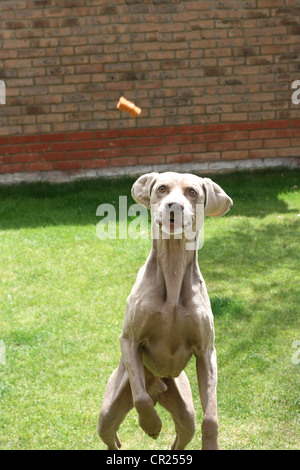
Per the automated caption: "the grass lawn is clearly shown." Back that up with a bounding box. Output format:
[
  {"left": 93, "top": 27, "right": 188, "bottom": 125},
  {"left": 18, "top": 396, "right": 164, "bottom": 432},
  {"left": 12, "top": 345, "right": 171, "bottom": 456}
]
[{"left": 0, "top": 169, "right": 299, "bottom": 450}]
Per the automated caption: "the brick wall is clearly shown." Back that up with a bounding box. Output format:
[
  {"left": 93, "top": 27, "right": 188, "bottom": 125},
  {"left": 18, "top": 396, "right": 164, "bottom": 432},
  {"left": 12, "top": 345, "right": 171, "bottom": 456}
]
[{"left": 0, "top": 0, "right": 300, "bottom": 179}]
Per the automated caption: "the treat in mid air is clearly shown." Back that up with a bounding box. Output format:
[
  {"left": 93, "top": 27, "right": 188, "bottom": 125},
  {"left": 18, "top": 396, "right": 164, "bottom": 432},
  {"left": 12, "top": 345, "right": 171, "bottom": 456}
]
[{"left": 117, "top": 96, "right": 142, "bottom": 118}]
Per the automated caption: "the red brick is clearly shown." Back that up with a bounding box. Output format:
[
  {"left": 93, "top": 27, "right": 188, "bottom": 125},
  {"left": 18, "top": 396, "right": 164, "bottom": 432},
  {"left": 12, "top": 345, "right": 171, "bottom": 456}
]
[
  {"left": 235, "top": 122, "right": 261, "bottom": 131},
  {"left": 194, "top": 152, "right": 221, "bottom": 161},
  {"left": 10, "top": 135, "right": 38, "bottom": 144},
  {"left": 209, "top": 141, "right": 235, "bottom": 152},
  {"left": 264, "top": 138, "right": 290, "bottom": 148},
  {"left": 96, "top": 149, "right": 123, "bottom": 159},
  {"left": 1, "top": 2, "right": 300, "bottom": 175},
  {"left": 180, "top": 143, "right": 206, "bottom": 153},
  {"left": 23, "top": 143, "right": 51, "bottom": 153},
  {"left": 166, "top": 154, "right": 193, "bottom": 164},
  {"left": 125, "top": 147, "right": 152, "bottom": 157},
  {"left": 278, "top": 147, "right": 300, "bottom": 158},
  {"left": 250, "top": 149, "right": 275, "bottom": 159},
  {"left": 277, "top": 128, "right": 300, "bottom": 138},
  {"left": 152, "top": 145, "right": 180, "bottom": 155},
  {"left": 0, "top": 164, "right": 25, "bottom": 174},
  {"left": 0, "top": 156, "right": 11, "bottom": 164},
  {"left": 67, "top": 131, "right": 94, "bottom": 141},
  {"left": 193, "top": 133, "right": 220, "bottom": 142},
  {"left": 222, "top": 131, "right": 249, "bottom": 141},
  {"left": 110, "top": 157, "right": 138, "bottom": 167},
  {"left": 206, "top": 123, "right": 234, "bottom": 133},
  {"left": 262, "top": 120, "right": 289, "bottom": 129},
  {"left": 123, "top": 128, "right": 150, "bottom": 137},
  {"left": 1, "top": 145, "right": 24, "bottom": 155},
  {"left": 39, "top": 133, "right": 66, "bottom": 142},
  {"left": 54, "top": 161, "right": 82, "bottom": 170},
  {"left": 40, "top": 152, "right": 68, "bottom": 162},
  {"left": 291, "top": 138, "right": 300, "bottom": 147},
  {"left": 249, "top": 130, "right": 276, "bottom": 139},
  {"left": 137, "top": 137, "right": 164, "bottom": 147},
  {"left": 68, "top": 151, "right": 96, "bottom": 160},
  {"left": 166, "top": 135, "right": 193, "bottom": 144},
  {"left": 222, "top": 150, "right": 249, "bottom": 160},
  {"left": 81, "top": 159, "right": 109, "bottom": 169},
  {"left": 52, "top": 142, "right": 79, "bottom": 151},
  {"left": 236, "top": 140, "right": 263, "bottom": 150},
  {"left": 95, "top": 130, "right": 122, "bottom": 139},
  {"left": 12, "top": 153, "right": 39, "bottom": 163},
  {"left": 151, "top": 127, "right": 178, "bottom": 136},
  {"left": 26, "top": 162, "right": 53, "bottom": 172},
  {"left": 179, "top": 125, "right": 206, "bottom": 134},
  {"left": 80, "top": 140, "right": 108, "bottom": 150},
  {"left": 138, "top": 155, "right": 165, "bottom": 165},
  {"left": 108, "top": 138, "right": 136, "bottom": 148}
]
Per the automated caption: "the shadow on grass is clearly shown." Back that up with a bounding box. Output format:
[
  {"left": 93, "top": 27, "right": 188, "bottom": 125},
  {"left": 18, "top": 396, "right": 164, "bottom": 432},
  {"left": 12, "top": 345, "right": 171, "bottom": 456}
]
[
  {"left": 210, "top": 295, "right": 247, "bottom": 319},
  {"left": 202, "top": 212, "right": 299, "bottom": 381},
  {"left": 214, "top": 169, "right": 299, "bottom": 219},
  {"left": 202, "top": 217, "right": 300, "bottom": 281},
  {"left": 0, "top": 176, "right": 135, "bottom": 230},
  {"left": 0, "top": 169, "right": 299, "bottom": 230}
]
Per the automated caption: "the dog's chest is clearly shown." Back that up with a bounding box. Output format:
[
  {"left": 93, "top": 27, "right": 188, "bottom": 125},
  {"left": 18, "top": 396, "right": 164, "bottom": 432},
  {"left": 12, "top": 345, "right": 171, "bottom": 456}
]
[
  {"left": 133, "top": 295, "right": 198, "bottom": 338},
  {"left": 138, "top": 302, "right": 195, "bottom": 348},
  {"left": 137, "top": 307, "right": 194, "bottom": 377}
]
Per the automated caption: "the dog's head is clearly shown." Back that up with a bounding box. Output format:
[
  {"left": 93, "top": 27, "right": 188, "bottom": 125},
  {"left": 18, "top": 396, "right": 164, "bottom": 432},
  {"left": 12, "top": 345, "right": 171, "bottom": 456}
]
[{"left": 131, "top": 172, "right": 233, "bottom": 236}]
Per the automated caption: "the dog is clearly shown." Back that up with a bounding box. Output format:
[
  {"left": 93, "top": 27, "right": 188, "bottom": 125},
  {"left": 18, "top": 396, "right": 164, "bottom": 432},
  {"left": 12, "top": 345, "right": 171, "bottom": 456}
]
[{"left": 98, "top": 172, "right": 233, "bottom": 450}]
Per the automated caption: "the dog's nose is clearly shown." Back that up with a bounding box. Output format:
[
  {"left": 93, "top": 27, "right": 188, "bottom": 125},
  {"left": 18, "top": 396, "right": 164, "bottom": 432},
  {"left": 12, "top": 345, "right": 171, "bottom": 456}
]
[{"left": 167, "top": 202, "right": 183, "bottom": 211}]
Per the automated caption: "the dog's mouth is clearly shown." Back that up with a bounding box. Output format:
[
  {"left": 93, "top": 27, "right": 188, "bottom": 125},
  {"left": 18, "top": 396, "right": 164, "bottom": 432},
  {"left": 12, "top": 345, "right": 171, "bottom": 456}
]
[
  {"left": 169, "top": 211, "right": 175, "bottom": 226},
  {"left": 156, "top": 211, "right": 180, "bottom": 227},
  {"left": 155, "top": 210, "right": 193, "bottom": 235}
]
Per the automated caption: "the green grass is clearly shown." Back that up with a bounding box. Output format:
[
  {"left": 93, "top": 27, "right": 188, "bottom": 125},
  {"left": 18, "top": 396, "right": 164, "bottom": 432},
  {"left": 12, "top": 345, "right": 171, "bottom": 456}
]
[{"left": 0, "top": 169, "right": 299, "bottom": 450}]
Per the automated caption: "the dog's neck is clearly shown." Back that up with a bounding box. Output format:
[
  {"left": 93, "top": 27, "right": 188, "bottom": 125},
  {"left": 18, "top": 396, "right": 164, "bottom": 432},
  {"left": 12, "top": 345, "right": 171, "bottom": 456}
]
[{"left": 151, "top": 233, "right": 199, "bottom": 306}]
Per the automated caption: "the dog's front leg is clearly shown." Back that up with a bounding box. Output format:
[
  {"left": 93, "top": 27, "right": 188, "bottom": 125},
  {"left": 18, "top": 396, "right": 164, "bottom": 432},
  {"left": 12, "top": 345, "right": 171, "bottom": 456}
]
[
  {"left": 119, "top": 334, "right": 162, "bottom": 439},
  {"left": 196, "top": 348, "right": 220, "bottom": 450}
]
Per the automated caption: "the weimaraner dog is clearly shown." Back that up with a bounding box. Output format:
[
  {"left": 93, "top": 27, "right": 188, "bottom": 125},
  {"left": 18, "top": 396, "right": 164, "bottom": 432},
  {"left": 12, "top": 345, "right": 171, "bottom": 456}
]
[{"left": 98, "top": 172, "right": 233, "bottom": 450}]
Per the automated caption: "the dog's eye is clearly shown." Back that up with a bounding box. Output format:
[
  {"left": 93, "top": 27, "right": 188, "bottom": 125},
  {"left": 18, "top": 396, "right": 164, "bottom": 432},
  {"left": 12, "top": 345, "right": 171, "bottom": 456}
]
[
  {"left": 189, "top": 188, "right": 198, "bottom": 197},
  {"left": 158, "top": 185, "right": 167, "bottom": 193}
]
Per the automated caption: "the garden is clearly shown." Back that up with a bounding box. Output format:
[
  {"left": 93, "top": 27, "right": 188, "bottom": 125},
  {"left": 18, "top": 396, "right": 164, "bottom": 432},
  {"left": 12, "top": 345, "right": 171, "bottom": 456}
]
[{"left": 0, "top": 169, "right": 299, "bottom": 450}]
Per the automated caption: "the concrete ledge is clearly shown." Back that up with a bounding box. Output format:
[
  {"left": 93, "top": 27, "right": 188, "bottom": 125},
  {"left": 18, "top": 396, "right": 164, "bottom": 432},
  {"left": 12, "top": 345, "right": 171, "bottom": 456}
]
[{"left": 0, "top": 157, "right": 299, "bottom": 185}]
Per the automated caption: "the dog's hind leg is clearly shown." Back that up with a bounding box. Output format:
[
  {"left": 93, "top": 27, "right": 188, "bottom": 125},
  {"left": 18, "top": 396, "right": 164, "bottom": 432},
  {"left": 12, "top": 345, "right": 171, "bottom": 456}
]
[
  {"left": 157, "top": 372, "right": 196, "bottom": 450},
  {"left": 97, "top": 359, "right": 133, "bottom": 450}
]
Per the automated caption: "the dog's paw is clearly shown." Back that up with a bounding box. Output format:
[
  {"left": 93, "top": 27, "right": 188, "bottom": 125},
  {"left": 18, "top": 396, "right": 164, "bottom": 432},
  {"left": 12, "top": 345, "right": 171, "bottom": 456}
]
[{"left": 138, "top": 407, "right": 162, "bottom": 439}]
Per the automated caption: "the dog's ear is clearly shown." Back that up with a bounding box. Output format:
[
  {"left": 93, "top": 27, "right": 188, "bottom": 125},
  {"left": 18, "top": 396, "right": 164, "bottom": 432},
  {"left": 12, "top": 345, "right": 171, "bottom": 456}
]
[
  {"left": 203, "top": 177, "right": 233, "bottom": 217},
  {"left": 131, "top": 172, "right": 159, "bottom": 209}
]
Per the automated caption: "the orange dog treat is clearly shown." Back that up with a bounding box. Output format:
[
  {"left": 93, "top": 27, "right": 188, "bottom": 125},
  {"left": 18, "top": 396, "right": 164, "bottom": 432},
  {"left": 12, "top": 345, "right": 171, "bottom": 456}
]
[{"left": 117, "top": 96, "right": 141, "bottom": 118}]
